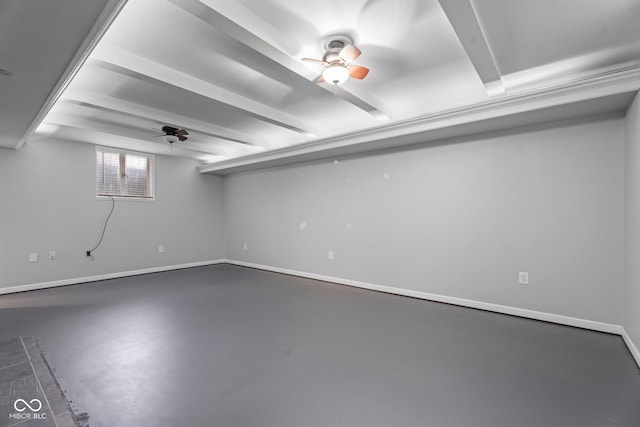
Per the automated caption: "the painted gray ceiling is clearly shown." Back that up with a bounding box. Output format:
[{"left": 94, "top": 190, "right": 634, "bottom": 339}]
[
  {"left": 2, "top": 0, "right": 640, "bottom": 174},
  {"left": 0, "top": 0, "right": 123, "bottom": 149}
]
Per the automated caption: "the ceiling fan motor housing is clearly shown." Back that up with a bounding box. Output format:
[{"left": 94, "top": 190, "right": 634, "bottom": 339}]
[
  {"left": 162, "top": 125, "right": 179, "bottom": 136},
  {"left": 322, "top": 35, "right": 352, "bottom": 52},
  {"left": 322, "top": 35, "right": 352, "bottom": 63}
]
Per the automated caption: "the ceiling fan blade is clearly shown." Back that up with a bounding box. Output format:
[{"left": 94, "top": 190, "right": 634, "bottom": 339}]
[
  {"left": 178, "top": 135, "right": 188, "bottom": 142},
  {"left": 315, "top": 75, "right": 325, "bottom": 84},
  {"left": 302, "top": 58, "right": 327, "bottom": 65},
  {"left": 176, "top": 129, "right": 189, "bottom": 137},
  {"left": 339, "top": 44, "right": 361, "bottom": 63},
  {"left": 348, "top": 65, "right": 369, "bottom": 79}
]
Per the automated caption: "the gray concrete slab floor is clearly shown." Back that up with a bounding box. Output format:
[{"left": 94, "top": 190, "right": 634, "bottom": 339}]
[{"left": 0, "top": 264, "right": 639, "bottom": 426}]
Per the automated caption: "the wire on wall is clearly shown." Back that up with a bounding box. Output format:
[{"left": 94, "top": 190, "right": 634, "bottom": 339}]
[{"left": 86, "top": 197, "right": 115, "bottom": 260}]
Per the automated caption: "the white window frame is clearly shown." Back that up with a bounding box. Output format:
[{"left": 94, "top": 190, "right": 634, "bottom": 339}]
[{"left": 95, "top": 146, "right": 155, "bottom": 201}]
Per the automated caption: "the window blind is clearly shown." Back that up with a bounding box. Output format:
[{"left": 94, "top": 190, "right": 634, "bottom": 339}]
[{"left": 96, "top": 148, "right": 154, "bottom": 199}]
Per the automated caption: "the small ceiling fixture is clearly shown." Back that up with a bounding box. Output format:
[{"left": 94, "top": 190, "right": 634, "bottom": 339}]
[
  {"left": 163, "top": 134, "right": 179, "bottom": 144},
  {"left": 323, "top": 64, "right": 350, "bottom": 86},
  {"left": 302, "top": 36, "right": 369, "bottom": 86}
]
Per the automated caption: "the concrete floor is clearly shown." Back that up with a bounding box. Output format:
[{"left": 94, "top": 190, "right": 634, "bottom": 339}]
[{"left": 0, "top": 264, "right": 639, "bottom": 427}]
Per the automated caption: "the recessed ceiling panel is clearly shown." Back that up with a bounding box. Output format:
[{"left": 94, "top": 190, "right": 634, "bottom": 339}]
[
  {"left": 473, "top": 0, "right": 640, "bottom": 75},
  {"left": 0, "top": 0, "right": 118, "bottom": 148}
]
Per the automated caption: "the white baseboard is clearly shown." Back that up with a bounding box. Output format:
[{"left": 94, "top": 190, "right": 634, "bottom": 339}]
[
  {"left": 621, "top": 328, "right": 640, "bottom": 369},
  {"left": 226, "top": 259, "right": 623, "bottom": 335},
  {"left": 0, "top": 259, "right": 226, "bottom": 295}
]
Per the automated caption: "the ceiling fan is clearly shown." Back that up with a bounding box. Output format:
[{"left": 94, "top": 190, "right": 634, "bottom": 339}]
[
  {"left": 154, "top": 125, "right": 189, "bottom": 144},
  {"left": 302, "top": 37, "right": 369, "bottom": 86}
]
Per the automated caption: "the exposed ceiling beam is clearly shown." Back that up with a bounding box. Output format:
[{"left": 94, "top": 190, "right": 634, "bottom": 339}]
[
  {"left": 37, "top": 123, "right": 224, "bottom": 161},
  {"left": 90, "top": 45, "right": 315, "bottom": 136},
  {"left": 168, "top": 0, "right": 387, "bottom": 119},
  {"left": 60, "top": 96, "right": 258, "bottom": 147},
  {"left": 438, "top": 0, "right": 504, "bottom": 96},
  {"left": 199, "top": 65, "right": 640, "bottom": 174},
  {"left": 43, "top": 102, "right": 264, "bottom": 158},
  {"left": 44, "top": 119, "right": 223, "bottom": 154}
]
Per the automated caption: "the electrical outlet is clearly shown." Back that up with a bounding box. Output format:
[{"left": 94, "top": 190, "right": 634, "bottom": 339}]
[
  {"left": 519, "top": 272, "right": 529, "bottom": 285},
  {"left": 49, "top": 251, "right": 56, "bottom": 260},
  {"left": 158, "top": 245, "right": 165, "bottom": 253},
  {"left": 328, "top": 251, "right": 334, "bottom": 260},
  {"left": 243, "top": 243, "right": 248, "bottom": 251},
  {"left": 29, "top": 252, "right": 38, "bottom": 263}
]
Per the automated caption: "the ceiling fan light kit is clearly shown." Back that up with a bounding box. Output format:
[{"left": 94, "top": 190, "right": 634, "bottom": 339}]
[
  {"left": 163, "top": 134, "right": 179, "bottom": 144},
  {"left": 323, "top": 64, "right": 350, "bottom": 85}
]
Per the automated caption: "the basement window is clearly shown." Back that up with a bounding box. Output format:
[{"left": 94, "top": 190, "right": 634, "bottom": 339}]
[{"left": 96, "top": 147, "right": 154, "bottom": 199}]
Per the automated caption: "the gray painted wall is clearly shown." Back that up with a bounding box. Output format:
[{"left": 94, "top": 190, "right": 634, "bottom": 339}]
[
  {"left": 625, "top": 93, "right": 640, "bottom": 351},
  {"left": 225, "top": 117, "right": 625, "bottom": 325},
  {"left": 0, "top": 115, "right": 630, "bottom": 333},
  {"left": 0, "top": 138, "right": 225, "bottom": 289}
]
